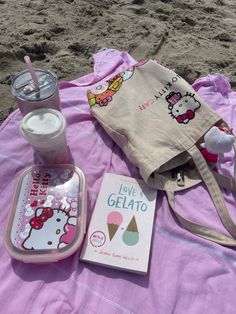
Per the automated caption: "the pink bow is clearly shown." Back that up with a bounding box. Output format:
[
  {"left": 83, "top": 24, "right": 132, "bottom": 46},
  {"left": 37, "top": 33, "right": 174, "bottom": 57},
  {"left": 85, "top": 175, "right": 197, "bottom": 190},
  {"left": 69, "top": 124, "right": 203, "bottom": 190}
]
[
  {"left": 30, "top": 207, "right": 53, "bottom": 230},
  {"left": 176, "top": 110, "right": 195, "bottom": 123}
]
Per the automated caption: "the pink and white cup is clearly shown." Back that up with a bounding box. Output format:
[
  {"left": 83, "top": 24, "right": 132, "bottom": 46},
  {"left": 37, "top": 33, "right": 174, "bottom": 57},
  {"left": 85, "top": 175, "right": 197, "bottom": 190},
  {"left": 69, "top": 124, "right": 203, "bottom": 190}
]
[{"left": 20, "top": 108, "right": 70, "bottom": 164}]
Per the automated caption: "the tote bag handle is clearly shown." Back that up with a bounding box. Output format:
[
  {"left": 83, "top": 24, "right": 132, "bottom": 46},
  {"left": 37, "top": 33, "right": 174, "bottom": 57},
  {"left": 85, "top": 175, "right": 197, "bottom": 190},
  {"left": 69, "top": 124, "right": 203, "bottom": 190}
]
[
  {"left": 213, "top": 143, "right": 236, "bottom": 191},
  {"left": 166, "top": 143, "right": 236, "bottom": 246},
  {"left": 166, "top": 190, "right": 236, "bottom": 246}
]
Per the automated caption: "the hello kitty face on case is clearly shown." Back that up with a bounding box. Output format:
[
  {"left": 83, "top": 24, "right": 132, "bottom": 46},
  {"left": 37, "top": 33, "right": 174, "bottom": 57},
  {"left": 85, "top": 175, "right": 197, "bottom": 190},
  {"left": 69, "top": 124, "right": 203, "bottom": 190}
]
[
  {"left": 166, "top": 92, "right": 201, "bottom": 124},
  {"left": 22, "top": 207, "right": 73, "bottom": 250}
]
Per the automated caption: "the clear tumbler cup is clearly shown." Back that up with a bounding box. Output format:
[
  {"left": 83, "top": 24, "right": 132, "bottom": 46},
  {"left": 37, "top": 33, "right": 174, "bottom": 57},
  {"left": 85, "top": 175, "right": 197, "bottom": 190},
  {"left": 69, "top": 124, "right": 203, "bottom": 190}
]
[{"left": 11, "top": 68, "right": 61, "bottom": 116}]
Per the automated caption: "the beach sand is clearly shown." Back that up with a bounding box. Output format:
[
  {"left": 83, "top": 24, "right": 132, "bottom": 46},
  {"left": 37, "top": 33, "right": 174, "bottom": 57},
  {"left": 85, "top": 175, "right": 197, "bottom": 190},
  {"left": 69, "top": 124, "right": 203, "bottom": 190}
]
[{"left": 1, "top": 0, "right": 236, "bottom": 122}]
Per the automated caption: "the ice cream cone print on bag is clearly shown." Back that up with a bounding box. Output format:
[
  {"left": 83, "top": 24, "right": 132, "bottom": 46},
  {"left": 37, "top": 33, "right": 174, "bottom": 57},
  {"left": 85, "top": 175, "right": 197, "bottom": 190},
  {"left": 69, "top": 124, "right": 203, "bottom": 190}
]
[
  {"left": 107, "top": 211, "right": 123, "bottom": 241},
  {"left": 122, "top": 216, "right": 139, "bottom": 246}
]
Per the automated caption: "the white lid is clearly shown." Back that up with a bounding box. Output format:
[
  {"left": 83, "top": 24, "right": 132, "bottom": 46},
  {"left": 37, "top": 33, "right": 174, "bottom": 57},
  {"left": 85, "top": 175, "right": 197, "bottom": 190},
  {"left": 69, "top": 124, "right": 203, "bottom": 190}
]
[{"left": 20, "top": 108, "right": 66, "bottom": 150}]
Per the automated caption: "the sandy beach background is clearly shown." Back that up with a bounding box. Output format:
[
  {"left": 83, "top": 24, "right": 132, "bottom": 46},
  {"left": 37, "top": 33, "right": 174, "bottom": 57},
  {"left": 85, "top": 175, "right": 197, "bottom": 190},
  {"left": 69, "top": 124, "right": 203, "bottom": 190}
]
[{"left": 0, "top": 0, "right": 236, "bottom": 122}]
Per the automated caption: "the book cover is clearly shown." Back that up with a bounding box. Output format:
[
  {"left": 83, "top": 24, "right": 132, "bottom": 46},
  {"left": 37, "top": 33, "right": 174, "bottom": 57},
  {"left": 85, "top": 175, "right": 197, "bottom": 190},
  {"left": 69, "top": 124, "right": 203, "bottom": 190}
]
[{"left": 80, "top": 173, "right": 157, "bottom": 274}]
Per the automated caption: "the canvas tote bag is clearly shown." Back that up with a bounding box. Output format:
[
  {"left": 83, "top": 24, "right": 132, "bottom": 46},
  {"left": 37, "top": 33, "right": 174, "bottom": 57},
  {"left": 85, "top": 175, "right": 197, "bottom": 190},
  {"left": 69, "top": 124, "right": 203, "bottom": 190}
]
[{"left": 87, "top": 60, "right": 236, "bottom": 246}]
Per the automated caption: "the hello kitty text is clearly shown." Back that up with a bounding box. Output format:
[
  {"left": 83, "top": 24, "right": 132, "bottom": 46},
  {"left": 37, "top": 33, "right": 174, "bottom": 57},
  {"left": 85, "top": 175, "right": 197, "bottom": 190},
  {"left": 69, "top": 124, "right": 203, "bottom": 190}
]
[
  {"left": 138, "top": 74, "right": 181, "bottom": 111},
  {"left": 30, "top": 172, "right": 51, "bottom": 196},
  {"left": 154, "top": 74, "right": 181, "bottom": 100},
  {"left": 137, "top": 76, "right": 201, "bottom": 123}
]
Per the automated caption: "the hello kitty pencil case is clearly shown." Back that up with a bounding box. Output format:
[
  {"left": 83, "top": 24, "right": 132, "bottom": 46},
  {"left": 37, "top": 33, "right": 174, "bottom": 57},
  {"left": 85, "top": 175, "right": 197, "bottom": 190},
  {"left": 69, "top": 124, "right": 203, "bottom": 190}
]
[{"left": 4, "top": 164, "right": 87, "bottom": 263}]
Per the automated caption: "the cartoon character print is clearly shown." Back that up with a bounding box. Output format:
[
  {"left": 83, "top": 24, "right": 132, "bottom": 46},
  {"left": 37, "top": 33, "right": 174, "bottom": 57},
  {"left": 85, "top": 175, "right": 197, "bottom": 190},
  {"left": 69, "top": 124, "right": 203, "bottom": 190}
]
[
  {"left": 166, "top": 91, "right": 201, "bottom": 124},
  {"left": 22, "top": 207, "right": 77, "bottom": 250},
  {"left": 87, "top": 60, "right": 148, "bottom": 107}
]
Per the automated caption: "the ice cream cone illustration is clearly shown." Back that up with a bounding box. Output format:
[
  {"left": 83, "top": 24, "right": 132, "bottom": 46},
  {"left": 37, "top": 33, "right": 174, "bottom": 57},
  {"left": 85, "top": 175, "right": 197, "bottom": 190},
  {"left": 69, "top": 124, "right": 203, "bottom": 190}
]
[
  {"left": 107, "top": 211, "right": 123, "bottom": 241},
  {"left": 122, "top": 216, "right": 139, "bottom": 246},
  {"left": 127, "top": 216, "right": 138, "bottom": 232}
]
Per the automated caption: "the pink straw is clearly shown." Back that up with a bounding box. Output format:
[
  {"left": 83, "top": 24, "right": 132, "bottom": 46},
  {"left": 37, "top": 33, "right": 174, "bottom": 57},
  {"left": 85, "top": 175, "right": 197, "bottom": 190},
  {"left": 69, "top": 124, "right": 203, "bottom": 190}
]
[{"left": 24, "top": 56, "right": 39, "bottom": 90}]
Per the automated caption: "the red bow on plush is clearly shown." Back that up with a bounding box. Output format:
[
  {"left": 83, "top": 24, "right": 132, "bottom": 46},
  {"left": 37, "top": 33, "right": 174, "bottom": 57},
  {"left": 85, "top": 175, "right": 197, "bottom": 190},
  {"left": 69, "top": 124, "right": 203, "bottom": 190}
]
[
  {"left": 177, "top": 110, "right": 195, "bottom": 123},
  {"left": 30, "top": 207, "right": 53, "bottom": 230}
]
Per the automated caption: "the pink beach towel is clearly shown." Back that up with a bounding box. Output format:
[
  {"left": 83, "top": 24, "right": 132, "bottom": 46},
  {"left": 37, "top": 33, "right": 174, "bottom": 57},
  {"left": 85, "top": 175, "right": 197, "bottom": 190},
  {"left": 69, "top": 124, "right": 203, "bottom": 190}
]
[{"left": 0, "top": 49, "right": 236, "bottom": 314}]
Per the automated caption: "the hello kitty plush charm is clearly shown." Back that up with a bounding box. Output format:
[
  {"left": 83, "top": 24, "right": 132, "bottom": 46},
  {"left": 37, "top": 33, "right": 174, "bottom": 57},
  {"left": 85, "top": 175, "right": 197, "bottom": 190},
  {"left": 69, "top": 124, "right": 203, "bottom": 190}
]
[
  {"left": 200, "top": 126, "right": 235, "bottom": 164},
  {"left": 4, "top": 165, "right": 87, "bottom": 263},
  {"left": 201, "top": 126, "right": 235, "bottom": 154}
]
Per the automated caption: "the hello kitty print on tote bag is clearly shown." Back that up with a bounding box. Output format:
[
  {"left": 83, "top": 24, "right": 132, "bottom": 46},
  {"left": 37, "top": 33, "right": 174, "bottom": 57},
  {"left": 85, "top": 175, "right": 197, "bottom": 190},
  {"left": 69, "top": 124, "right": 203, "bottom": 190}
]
[
  {"left": 166, "top": 91, "right": 201, "bottom": 124},
  {"left": 89, "top": 59, "right": 236, "bottom": 247}
]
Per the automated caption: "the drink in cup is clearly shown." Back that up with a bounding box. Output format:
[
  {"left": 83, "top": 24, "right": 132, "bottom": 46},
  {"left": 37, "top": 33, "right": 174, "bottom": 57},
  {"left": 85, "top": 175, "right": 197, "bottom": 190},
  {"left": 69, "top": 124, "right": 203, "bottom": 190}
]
[
  {"left": 20, "top": 108, "right": 70, "bottom": 164},
  {"left": 11, "top": 56, "right": 61, "bottom": 116}
]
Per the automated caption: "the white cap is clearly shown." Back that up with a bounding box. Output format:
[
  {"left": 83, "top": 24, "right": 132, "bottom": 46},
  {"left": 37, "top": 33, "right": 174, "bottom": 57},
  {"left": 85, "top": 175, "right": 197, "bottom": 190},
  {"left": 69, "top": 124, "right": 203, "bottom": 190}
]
[{"left": 20, "top": 108, "right": 67, "bottom": 152}]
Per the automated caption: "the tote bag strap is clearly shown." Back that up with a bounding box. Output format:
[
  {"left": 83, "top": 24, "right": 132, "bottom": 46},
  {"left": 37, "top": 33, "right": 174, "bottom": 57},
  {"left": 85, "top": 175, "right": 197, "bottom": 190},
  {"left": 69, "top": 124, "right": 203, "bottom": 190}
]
[
  {"left": 213, "top": 142, "right": 236, "bottom": 191},
  {"left": 166, "top": 190, "right": 236, "bottom": 246},
  {"left": 187, "top": 144, "right": 236, "bottom": 239},
  {"left": 165, "top": 143, "right": 236, "bottom": 246},
  {"left": 214, "top": 172, "right": 236, "bottom": 191}
]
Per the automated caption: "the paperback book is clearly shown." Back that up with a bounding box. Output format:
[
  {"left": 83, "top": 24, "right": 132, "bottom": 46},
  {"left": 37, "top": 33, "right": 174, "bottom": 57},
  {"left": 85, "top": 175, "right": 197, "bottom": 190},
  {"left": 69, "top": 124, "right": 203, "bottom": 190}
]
[{"left": 80, "top": 173, "right": 157, "bottom": 274}]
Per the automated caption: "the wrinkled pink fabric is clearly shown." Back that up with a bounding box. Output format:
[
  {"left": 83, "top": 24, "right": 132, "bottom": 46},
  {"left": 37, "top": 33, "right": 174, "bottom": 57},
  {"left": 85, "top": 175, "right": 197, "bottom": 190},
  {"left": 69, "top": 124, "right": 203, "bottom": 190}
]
[{"left": 0, "top": 49, "right": 236, "bottom": 314}]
